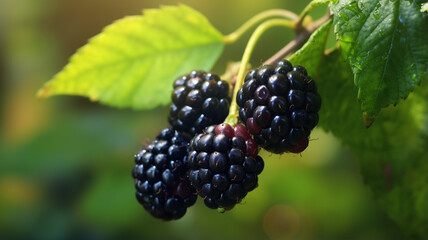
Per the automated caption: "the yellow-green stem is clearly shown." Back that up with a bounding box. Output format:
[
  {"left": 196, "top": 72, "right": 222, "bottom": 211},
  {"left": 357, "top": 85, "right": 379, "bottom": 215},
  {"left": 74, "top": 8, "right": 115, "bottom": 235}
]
[
  {"left": 225, "top": 18, "right": 295, "bottom": 126},
  {"left": 296, "top": 0, "right": 327, "bottom": 28},
  {"left": 223, "top": 9, "right": 298, "bottom": 44}
]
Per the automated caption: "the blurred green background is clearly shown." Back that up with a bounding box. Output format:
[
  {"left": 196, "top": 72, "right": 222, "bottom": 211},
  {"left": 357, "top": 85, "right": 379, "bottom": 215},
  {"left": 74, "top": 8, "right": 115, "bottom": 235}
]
[{"left": 0, "top": 0, "right": 406, "bottom": 239}]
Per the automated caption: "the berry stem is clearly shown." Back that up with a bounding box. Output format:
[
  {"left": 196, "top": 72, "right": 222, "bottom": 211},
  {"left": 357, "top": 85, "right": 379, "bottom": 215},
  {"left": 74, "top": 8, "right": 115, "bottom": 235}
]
[
  {"left": 223, "top": 9, "right": 298, "bottom": 44},
  {"left": 225, "top": 18, "right": 295, "bottom": 126}
]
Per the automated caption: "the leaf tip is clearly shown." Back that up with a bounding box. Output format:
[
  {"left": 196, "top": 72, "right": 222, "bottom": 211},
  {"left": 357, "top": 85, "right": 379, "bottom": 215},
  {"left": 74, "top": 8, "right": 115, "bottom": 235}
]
[
  {"left": 363, "top": 112, "right": 375, "bottom": 128},
  {"left": 36, "top": 84, "right": 51, "bottom": 99}
]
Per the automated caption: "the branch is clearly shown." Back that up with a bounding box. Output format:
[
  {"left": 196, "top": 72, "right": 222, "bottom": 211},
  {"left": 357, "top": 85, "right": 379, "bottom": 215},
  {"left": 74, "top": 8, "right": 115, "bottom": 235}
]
[{"left": 264, "top": 12, "right": 331, "bottom": 65}]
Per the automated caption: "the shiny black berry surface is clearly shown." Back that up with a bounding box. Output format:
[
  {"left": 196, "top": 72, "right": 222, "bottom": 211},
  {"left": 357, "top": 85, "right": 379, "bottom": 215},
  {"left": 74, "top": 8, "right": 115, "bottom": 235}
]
[
  {"left": 187, "top": 123, "right": 264, "bottom": 210},
  {"left": 237, "top": 60, "right": 321, "bottom": 154},
  {"left": 133, "top": 128, "right": 197, "bottom": 220},
  {"left": 169, "top": 71, "right": 231, "bottom": 137}
]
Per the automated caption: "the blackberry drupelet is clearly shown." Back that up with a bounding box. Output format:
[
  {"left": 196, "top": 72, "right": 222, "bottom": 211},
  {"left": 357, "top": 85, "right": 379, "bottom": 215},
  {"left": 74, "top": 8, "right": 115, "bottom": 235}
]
[
  {"left": 187, "top": 123, "right": 264, "bottom": 210},
  {"left": 236, "top": 60, "right": 321, "bottom": 154},
  {"left": 169, "top": 71, "right": 231, "bottom": 137},
  {"left": 133, "top": 128, "right": 197, "bottom": 220}
]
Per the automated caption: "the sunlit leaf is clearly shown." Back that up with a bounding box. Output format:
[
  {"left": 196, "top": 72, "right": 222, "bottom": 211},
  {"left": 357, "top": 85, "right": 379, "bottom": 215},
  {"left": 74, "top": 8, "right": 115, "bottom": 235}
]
[{"left": 37, "top": 5, "right": 224, "bottom": 110}]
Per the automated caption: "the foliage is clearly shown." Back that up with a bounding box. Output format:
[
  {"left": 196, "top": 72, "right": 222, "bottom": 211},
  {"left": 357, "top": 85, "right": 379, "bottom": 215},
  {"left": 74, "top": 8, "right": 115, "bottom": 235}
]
[
  {"left": 318, "top": 49, "right": 428, "bottom": 238},
  {"left": 32, "top": 0, "right": 428, "bottom": 238}
]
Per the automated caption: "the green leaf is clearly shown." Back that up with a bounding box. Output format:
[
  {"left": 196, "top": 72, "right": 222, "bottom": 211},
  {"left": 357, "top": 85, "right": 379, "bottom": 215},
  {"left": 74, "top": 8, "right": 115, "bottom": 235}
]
[
  {"left": 316, "top": 50, "right": 362, "bottom": 145},
  {"left": 289, "top": 19, "right": 333, "bottom": 74},
  {"left": 318, "top": 49, "right": 428, "bottom": 238},
  {"left": 37, "top": 5, "right": 224, "bottom": 109},
  {"left": 330, "top": 0, "right": 428, "bottom": 118}
]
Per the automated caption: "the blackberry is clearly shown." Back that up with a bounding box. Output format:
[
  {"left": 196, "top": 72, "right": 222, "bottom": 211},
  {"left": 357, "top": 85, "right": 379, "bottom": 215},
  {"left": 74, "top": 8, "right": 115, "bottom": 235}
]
[
  {"left": 133, "top": 128, "right": 197, "bottom": 220},
  {"left": 169, "top": 71, "right": 231, "bottom": 137},
  {"left": 237, "top": 60, "right": 321, "bottom": 154},
  {"left": 187, "top": 123, "right": 264, "bottom": 210}
]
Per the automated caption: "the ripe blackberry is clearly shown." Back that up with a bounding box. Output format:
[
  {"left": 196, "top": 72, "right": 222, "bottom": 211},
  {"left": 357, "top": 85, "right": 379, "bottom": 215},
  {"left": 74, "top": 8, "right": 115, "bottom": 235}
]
[
  {"left": 187, "top": 123, "right": 264, "bottom": 210},
  {"left": 237, "top": 60, "right": 321, "bottom": 154},
  {"left": 169, "top": 71, "right": 231, "bottom": 137},
  {"left": 133, "top": 128, "right": 197, "bottom": 220}
]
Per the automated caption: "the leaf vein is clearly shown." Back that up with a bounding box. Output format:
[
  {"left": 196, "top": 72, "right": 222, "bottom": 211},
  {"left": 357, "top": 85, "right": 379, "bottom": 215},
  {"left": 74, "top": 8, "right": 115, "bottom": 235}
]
[
  {"left": 375, "top": 0, "right": 400, "bottom": 108},
  {"left": 58, "top": 41, "right": 222, "bottom": 84}
]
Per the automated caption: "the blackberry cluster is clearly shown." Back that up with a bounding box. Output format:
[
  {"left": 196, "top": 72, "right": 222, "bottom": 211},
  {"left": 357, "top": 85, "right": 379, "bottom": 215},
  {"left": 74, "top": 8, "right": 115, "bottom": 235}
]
[
  {"left": 169, "top": 71, "right": 231, "bottom": 137},
  {"left": 187, "top": 123, "right": 264, "bottom": 210},
  {"left": 133, "top": 128, "right": 197, "bottom": 220},
  {"left": 236, "top": 60, "right": 321, "bottom": 154}
]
